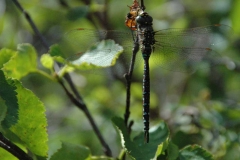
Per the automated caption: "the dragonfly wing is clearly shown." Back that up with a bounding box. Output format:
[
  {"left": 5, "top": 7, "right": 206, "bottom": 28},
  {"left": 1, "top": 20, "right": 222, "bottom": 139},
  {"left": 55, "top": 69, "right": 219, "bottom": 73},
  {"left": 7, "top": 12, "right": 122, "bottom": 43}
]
[
  {"left": 58, "top": 28, "right": 139, "bottom": 76},
  {"left": 151, "top": 44, "right": 221, "bottom": 72},
  {"left": 154, "top": 24, "right": 231, "bottom": 48},
  {"left": 61, "top": 29, "right": 134, "bottom": 54},
  {"left": 59, "top": 29, "right": 135, "bottom": 64}
]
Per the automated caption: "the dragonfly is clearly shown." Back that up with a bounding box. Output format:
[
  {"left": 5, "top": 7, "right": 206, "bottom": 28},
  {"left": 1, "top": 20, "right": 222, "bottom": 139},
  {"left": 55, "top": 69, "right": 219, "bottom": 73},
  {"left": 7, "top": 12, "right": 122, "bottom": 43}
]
[{"left": 60, "top": 8, "right": 230, "bottom": 143}]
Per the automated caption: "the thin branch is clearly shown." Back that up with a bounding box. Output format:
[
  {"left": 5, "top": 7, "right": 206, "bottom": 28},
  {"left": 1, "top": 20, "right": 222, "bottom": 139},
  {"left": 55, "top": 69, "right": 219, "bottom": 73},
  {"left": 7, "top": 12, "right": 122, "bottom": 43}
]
[
  {"left": 11, "top": 0, "right": 112, "bottom": 156},
  {"left": 12, "top": 0, "right": 50, "bottom": 51},
  {"left": 140, "top": 0, "right": 146, "bottom": 11},
  {"left": 56, "top": 76, "right": 112, "bottom": 156},
  {"left": 123, "top": 0, "right": 141, "bottom": 136},
  {"left": 0, "top": 132, "right": 33, "bottom": 160},
  {"left": 124, "top": 35, "right": 139, "bottom": 129}
]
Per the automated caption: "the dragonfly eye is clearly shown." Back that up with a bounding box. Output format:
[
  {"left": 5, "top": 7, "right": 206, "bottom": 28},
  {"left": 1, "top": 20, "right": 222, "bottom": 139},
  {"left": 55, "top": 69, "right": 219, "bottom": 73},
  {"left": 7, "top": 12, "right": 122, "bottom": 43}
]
[
  {"left": 147, "top": 16, "right": 153, "bottom": 23},
  {"left": 136, "top": 15, "right": 143, "bottom": 24},
  {"left": 136, "top": 12, "right": 153, "bottom": 26}
]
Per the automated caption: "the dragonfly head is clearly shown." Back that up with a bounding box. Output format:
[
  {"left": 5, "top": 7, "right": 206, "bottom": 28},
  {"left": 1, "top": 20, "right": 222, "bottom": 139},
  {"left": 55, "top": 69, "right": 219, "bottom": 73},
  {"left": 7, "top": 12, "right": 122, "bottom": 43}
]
[{"left": 136, "top": 12, "right": 153, "bottom": 27}]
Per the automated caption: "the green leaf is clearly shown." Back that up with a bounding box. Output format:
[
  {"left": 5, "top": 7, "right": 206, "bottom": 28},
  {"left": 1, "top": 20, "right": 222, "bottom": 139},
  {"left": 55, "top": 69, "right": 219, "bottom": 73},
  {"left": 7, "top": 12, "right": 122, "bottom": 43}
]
[
  {"left": 2, "top": 43, "right": 37, "bottom": 79},
  {"left": 48, "top": 44, "right": 67, "bottom": 68},
  {"left": 74, "top": 40, "right": 123, "bottom": 68},
  {"left": 0, "top": 70, "right": 47, "bottom": 156},
  {"left": 50, "top": 143, "right": 91, "bottom": 160},
  {"left": 49, "top": 44, "right": 64, "bottom": 58},
  {"left": 155, "top": 140, "right": 168, "bottom": 159},
  {"left": 0, "top": 148, "right": 18, "bottom": 160},
  {"left": 112, "top": 117, "right": 169, "bottom": 160},
  {"left": 167, "top": 141, "right": 179, "bottom": 160},
  {"left": 91, "top": 156, "right": 113, "bottom": 160},
  {"left": 9, "top": 80, "right": 48, "bottom": 156},
  {"left": 47, "top": 44, "right": 72, "bottom": 76},
  {"left": 55, "top": 39, "right": 123, "bottom": 77},
  {"left": 0, "top": 98, "right": 7, "bottom": 132},
  {"left": 178, "top": 145, "right": 213, "bottom": 160},
  {"left": 62, "top": 40, "right": 123, "bottom": 69},
  {"left": 231, "top": 0, "right": 240, "bottom": 34},
  {"left": 40, "top": 54, "right": 54, "bottom": 70},
  {"left": 0, "top": 48, "right": 16, "bottom": 69},
  {"left": 0, "top": 70, "right": 18, "bottom": 128}
]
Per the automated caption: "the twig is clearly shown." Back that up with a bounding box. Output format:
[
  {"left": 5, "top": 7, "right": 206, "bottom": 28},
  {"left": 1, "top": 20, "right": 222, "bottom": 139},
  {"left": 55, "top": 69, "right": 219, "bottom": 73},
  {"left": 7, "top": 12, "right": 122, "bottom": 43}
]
[
  {"left": 11, "top": 0, "right": 50, "bottom": 51},
  {"left": 0, "top": 132, "right": 33, "bottom": 160},
  {"left": 124, "top": 35, "right": 139, "bottom": 129},
  {"left": 11, "top": 0, "right": 112, "bottom": 156},
  {"left": 140, "top": 0, "right": 145, "bottom": 11},
  {"left": 56, "top": 76, "right": 112, "bottom": 156}
]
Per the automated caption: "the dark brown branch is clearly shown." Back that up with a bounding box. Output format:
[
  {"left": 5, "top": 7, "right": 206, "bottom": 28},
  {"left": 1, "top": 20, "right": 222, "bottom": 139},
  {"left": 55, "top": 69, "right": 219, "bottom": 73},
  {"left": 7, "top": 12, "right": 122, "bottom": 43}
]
[
  {"left": 140, "top": 0, "right": 146, "bottom": 11},
  {"left": 12, "top": 0, "right": 50, "bottom": 50},
  {"left": 0, "top": 132, "right": 33, "bottom": 160},
  {"left": 124, "top": 35, "right": 139, "bottom": 129},
  {"left": 56, "top": 76, "right": 112, "bottom": 156}
]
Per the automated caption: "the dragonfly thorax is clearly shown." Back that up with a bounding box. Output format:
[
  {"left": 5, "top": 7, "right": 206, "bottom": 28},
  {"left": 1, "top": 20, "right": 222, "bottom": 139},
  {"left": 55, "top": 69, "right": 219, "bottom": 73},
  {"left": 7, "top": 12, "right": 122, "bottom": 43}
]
[
  {"left": 136, "top": 12, "right": 155, "bottom": 60},
  {"left": 141, "top": 28, "right": 155, "bottom": 46}
]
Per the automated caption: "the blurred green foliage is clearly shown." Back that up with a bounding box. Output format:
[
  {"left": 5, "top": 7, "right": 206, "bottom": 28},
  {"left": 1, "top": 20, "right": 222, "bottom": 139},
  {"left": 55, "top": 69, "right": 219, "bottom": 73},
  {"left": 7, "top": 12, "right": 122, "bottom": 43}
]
[{"left": 0, "top": 0, "right": 240, "bottom": 159}]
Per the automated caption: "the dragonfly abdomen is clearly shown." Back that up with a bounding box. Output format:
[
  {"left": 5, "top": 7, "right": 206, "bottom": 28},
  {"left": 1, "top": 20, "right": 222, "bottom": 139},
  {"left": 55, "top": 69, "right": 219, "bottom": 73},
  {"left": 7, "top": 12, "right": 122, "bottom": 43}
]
[
  {"left": 143, "top": 59, "right": 150, "bottom": 143},
  {"left": 136, "top": 11, "right": 155, "bottom": 143}
]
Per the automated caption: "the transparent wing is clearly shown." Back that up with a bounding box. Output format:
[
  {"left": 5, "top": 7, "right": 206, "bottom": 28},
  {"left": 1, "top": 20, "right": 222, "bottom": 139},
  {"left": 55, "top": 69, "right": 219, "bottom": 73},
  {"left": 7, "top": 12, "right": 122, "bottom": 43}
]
[
  {"left": 151, "top": 45, "right": 220, "bottom": 72},
  {"left": 60, "top": 28, "right": 134, "bottom": 55},
  {"left": 59, "top": 24, "right": 230, "bottom": 73},
  {"left": 151, "top": 24, "right": 231, "bottom": 72},
  {"left": 154, "top": 24, "right": 231, "bottom": 48},
  {"left": 59, "top": 29, "right": 136, "bottom": 69}
]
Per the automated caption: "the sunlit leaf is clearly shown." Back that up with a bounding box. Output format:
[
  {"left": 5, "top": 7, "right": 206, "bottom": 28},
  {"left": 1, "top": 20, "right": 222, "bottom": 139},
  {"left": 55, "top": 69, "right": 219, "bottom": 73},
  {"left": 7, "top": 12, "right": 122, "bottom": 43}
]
[
  {"left": 0, "top": 148, "right": 18, "bottom": 160},
  {"left": 231, "top": 0, "right": 240, "bottom": 34},
  {"left": 40, "top": 54, "right": 54, "bottom": 70},
  {"left": 9, "top": 80, "right": 48, "bottom": 156},
  {"left": 67, "top": 40, "right": 123, "bottom": 69},
  {"left": 2, "top": 44, "right": 37, "bottom": 79},
  {"left": 0, "top": 48, "right": 16, "bottom": 69},
  {"left": 55, "top": 39, "right": 123, "bottom": 76}
]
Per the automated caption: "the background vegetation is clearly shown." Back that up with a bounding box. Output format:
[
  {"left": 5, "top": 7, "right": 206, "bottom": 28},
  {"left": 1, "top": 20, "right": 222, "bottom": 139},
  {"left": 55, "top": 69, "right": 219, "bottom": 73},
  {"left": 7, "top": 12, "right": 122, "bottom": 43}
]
[{"left": 0, "top": 0, "right": 240, "bottom": 159}]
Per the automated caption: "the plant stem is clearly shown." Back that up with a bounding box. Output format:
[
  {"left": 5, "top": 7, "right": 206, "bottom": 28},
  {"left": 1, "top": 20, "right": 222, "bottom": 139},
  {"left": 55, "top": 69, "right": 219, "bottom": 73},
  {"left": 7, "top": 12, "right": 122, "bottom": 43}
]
[
  {"left": 57, "top": 77, "right": 112, "bottom": 156},
  {"left": 11, "top": 0, "right": 49, "bottom": 51},
  {"left": 124, "top": 34, "right": 139, "bottom": 130},
  {"left": 140, "top": 0, "right": 146, "bottom": 11}
]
